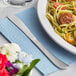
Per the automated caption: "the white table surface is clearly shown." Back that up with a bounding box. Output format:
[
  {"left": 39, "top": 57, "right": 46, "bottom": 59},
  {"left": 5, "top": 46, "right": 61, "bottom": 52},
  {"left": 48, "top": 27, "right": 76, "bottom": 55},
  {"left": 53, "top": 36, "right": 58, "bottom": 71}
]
[{"left": 0, "top": 0, "right": 76, "bottom": 76}]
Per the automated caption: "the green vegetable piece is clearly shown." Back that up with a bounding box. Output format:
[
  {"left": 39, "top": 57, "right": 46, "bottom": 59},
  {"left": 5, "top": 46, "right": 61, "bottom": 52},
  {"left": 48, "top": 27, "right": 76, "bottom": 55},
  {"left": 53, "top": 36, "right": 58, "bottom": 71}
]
[{"left": 60, "top": 30, "right": 65, "bottom": 33}]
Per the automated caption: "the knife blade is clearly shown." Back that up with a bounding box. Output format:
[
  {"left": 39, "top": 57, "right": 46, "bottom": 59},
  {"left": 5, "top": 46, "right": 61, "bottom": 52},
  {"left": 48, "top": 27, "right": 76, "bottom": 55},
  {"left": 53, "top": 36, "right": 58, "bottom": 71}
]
[{"left": 7, "top": 15, "right": 69, "bottom": 69}]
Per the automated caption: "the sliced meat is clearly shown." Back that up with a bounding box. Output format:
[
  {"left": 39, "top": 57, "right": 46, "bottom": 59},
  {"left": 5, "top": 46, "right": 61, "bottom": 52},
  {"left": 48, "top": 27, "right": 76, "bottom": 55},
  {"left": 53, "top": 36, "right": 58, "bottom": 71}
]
[
  {"left": 59, "top": 13, "right": 74, "bottom": 24},
  {"left": 53, "top": 2, "right": 66, "bottom": 10}
]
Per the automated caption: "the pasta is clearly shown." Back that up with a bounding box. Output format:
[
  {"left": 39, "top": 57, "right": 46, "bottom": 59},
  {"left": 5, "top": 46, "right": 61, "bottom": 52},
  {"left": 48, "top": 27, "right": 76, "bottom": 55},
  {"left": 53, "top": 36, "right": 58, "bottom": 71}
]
[{"left": 46, "top": 0, "right": 76, "bottom": 46}]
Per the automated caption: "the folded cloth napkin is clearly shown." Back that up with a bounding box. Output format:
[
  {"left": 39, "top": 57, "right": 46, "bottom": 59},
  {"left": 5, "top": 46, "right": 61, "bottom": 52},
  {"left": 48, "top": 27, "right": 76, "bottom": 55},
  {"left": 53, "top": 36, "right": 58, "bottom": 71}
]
[{"left": 0, "top": 7, "right": 76, "bottom": 75}]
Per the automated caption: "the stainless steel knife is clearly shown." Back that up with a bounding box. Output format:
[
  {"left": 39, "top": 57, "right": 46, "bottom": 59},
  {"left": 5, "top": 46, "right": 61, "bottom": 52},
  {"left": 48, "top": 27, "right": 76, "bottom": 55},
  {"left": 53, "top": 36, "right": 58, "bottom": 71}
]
[{"left": 7, "top": 15, "right": 69, "bottom": 69}]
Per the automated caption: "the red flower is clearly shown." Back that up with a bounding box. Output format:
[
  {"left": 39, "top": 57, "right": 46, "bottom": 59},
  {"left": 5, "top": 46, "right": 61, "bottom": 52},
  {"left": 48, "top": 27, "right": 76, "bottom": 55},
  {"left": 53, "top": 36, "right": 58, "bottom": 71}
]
[
  {"left": 0, "top": 53, "right": 8, "bottom": 69},
  {"left": 6, "top": 61, "right": 13, "bottom": 68},
  {"left": 10, "top": 67, "right": 19, "bottom": 76},
  {"left": 0, "top": 67, "right": 10, "bottom": 76},
  {"left": 0, "top": 53, "right": 10, "bottom": 76}
]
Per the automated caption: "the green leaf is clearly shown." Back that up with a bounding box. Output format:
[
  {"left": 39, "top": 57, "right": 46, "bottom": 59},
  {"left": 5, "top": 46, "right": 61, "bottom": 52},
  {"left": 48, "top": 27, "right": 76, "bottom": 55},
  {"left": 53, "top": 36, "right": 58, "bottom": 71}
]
[
  {"left": 15, "top": 65, "right": 28, "bottom": 76},
  {"left": 15, "top": 59, "right": 40, "bottom": 76},
  {"left": 15, "top": 60, "right": 22, "bottom": 63},
  {"left": 22, "top": 59, "right": 40, "bottom": 76}
]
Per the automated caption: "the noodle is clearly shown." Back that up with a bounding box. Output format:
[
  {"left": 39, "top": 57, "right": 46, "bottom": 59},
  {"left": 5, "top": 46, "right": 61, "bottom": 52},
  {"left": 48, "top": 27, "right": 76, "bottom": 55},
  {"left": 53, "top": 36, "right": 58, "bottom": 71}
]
[{"left": 46, "top": 0, "right": 76, "bottom": 45}]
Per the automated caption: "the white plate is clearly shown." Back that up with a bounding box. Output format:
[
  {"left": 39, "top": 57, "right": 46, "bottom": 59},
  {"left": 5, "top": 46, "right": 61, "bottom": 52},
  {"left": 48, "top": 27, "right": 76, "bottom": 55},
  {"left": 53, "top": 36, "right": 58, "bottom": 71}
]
[{"left": 37, "top": 0, "right": 76, "bottom": 54}]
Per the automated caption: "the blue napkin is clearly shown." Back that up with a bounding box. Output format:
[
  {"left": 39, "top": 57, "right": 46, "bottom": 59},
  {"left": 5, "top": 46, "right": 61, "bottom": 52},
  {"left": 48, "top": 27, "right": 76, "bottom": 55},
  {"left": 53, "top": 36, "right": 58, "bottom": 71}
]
[{"left": 0, "top": 7, "right": 76, "bottom": 75}]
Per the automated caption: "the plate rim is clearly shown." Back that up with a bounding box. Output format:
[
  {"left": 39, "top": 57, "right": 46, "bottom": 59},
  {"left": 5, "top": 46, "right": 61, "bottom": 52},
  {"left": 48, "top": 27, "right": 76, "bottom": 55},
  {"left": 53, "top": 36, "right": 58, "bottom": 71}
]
[{"left": 37, "top": 0, "right": 76, "bottom": 54}]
